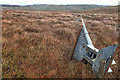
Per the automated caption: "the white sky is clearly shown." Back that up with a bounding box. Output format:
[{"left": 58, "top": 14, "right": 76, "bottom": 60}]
[{"left": 0, "top": 0, "right": 119, "bottom": 6}]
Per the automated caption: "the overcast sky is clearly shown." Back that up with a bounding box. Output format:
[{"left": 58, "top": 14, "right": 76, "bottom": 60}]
[{"left": 0, "top": 0, "right": 119, "bottom": 6}]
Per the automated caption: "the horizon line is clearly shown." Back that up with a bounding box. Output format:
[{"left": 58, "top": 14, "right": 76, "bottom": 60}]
[{"left": 0, "top": 3, "right": 118, "bottom": 6}]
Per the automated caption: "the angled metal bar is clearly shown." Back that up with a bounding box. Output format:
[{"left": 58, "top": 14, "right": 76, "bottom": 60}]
[
  {"left": 81, "top": 18, "right": 99, "bottom": 52},
  {"left": 81, "top": 18, "right": 93, "bottom": 46}
]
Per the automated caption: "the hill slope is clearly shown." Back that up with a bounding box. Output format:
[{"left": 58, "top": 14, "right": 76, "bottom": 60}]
[
  {"left": 2, "top": 10, "right": 119, "bottom": 78},
  {"left": 2, "top": 4, "right": 104, "bottom": 11},
  {"left": 78, "top": 6, "right": 118, "bottom": 14}
]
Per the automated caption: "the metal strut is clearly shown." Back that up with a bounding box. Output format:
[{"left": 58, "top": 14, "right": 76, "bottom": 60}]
[{"left": 71, "top": 18, "right": 118, "bottom": 78}]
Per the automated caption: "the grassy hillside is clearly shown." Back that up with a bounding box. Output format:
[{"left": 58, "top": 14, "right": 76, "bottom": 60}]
[
  {"left": 2, "top": 5, "right": 118, "bottom": 14},
  {"left": 78, "top": 6, "right": 118, "bottom": 14},
  {"left": 2, "top": 10, "right": 119, "bottom": 78},
  {"left": 2, "top": 4, "right": 104, "bottom": 12}
]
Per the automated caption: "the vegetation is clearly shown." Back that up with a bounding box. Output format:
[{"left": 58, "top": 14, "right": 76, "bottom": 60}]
[{"left": 2, "top": 7, "right": 119, "bottom": 78}]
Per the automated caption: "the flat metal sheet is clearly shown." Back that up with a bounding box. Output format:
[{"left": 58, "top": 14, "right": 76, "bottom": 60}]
[
  {"left": 92, "top": 44, "right": 118, "bottom": 77},
  {"left": 72, "top": 29, "right": 87, "bottom": 61}
]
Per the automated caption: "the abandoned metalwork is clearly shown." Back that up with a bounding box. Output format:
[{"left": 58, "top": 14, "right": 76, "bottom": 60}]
[{"left": 71, "top": 18, "right": 118, "bottom": 78}]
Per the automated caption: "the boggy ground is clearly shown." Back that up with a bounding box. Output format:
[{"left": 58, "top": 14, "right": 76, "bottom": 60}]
[{"left": 2, "top": 10, "right": 119, "bottom": 78}]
